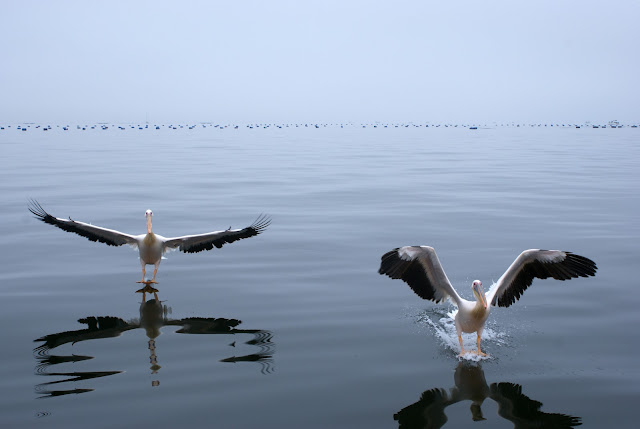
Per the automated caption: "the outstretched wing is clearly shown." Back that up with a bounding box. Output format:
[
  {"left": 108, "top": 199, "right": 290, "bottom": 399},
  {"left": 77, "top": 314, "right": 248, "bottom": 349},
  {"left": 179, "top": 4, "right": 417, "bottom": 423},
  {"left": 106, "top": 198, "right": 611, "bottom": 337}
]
[
  {"left": 393, "top": 387, "right": 454, "bottom": 429},
  {"left": 378, "top": 246, "right": 463, "bottom": 306},
  {"left": 163, "top": 214, "right": 271, "bottom": 253},
  {"left": 29, "top": 200, "right": 138, "bottom": 247},
  {"left": 487, "top": 249, "right": 597, "bottom": 308},
  {"left": 490, "top": 382, "right": 582, "bottom": 428}
]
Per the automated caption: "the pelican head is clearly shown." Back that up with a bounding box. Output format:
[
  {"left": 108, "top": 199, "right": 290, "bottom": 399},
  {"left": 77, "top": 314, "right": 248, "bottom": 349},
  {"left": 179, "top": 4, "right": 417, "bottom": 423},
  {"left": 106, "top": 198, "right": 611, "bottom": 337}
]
[
  {"left": 472, "top": 280, "right": 487, "bottom": 309},
  {"left": 145, "top": 209, "right": 153, "bottom": 233}
]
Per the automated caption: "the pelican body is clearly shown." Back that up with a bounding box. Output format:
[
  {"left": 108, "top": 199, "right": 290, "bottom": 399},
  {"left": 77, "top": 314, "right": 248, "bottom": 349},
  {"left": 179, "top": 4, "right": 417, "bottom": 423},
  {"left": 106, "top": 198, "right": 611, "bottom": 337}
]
[
  {"left": 379, "top": 246, "right": 597, "bottom": 356},
  {"left": 136, "top": 210, "right": 165, "bottom": 282},
  {"left": 455, "top": 280, "right": 489, "bottom": 351},
  {"left": 29, "top": 200, "right": 271, "bottom": 284}
]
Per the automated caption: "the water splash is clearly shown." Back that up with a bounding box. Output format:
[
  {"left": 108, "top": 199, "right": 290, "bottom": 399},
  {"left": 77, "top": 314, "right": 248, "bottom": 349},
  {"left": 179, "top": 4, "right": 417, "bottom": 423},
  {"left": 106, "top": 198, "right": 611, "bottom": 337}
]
[{"left": 415, "top": 307, "right": 508, "bottom": 361}]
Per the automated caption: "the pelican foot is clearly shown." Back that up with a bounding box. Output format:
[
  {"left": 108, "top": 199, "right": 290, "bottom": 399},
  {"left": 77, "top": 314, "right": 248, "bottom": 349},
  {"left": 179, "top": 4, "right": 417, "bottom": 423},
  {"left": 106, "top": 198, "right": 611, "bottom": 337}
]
[
  {"left": 136, "top": 284, "right": 159, "bottom": 294},
  {"left": 458, "top": 350, "right": 489, "bottom": 359},
  {"left": 136, "top": 280, "right": 158, "bottom": 284}
]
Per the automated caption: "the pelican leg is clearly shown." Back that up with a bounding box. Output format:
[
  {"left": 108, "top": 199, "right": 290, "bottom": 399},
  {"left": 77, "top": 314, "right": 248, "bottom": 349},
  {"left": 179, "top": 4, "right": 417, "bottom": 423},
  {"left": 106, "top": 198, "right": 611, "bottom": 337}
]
[
  {"left": 149, "top": 267, "right": 158, "bottom": 284},
  {"left": 476, "top": 334, "right": 487, "bottom": 357},
  {"left": 148, "top": 261, "right": 160, "bottom": 284},
  {"left": 136, "top": 287, "right": 147, "bottom": 302},
  {"left": 137, "top": 266, "right": 147, "bottom": 283},
  {"left": 458, "top": 334, "right": 466, "bottom": 356}
]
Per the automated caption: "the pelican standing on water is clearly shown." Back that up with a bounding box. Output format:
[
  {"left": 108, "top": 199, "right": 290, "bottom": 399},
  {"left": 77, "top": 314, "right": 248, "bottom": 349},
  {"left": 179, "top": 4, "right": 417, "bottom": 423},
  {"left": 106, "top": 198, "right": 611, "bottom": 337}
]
[
  {"left": 29, "top": 200, "right": 271, "bottom": 284},
  {"left": 378, "top": 246, "right": 597, "bottom": 356}
]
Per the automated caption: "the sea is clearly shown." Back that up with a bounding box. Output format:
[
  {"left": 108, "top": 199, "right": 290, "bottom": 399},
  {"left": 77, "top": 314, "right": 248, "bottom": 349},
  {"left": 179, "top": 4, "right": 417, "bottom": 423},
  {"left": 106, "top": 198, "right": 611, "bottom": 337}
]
[{"left": 1, "top": 123, "right": 638, "bottom": 428}]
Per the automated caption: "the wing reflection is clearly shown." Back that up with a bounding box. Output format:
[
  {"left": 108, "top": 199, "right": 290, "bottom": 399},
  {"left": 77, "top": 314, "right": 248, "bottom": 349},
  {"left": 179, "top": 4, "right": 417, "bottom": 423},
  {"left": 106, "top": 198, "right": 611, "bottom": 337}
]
[
  {"left": 394, "top": 362, "right": 581, "bottom": 428},
  {"left": 34, "top": 293, "right": 274, "bottom": 398}
]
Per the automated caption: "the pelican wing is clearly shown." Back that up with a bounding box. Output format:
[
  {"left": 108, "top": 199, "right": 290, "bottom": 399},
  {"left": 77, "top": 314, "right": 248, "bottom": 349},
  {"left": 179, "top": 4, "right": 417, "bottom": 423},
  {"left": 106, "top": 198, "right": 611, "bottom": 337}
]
[
  {"left": 29, "top": 200, "right": 138, "bottom": 247},
  {"left": 378, "top": 246, "right": 462, "bottom": 305},
  {"left": 487, "top": 249, "right": 597, "bottom": 308},
  {"left": 34, "top": 316, "right": 133, "bottom": 352},
  {"left": 393, "top": 387, "right": 454, "bottom": 429},
  {"left": 489, "top": 382, "right": 582, "bottom": 428},
  {"left": 163, "top": 214, "right": 271, "bottom": 254}
]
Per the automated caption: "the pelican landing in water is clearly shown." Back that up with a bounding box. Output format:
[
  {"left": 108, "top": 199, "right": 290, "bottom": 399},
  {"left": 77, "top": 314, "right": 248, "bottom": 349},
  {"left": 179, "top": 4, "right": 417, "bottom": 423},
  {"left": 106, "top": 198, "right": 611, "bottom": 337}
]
[
  {"left": 29, "top": 200, "right": 271, "bottom": 284},
  {"left": 378, "top": 246, "right": 597, "bottom": 357}
]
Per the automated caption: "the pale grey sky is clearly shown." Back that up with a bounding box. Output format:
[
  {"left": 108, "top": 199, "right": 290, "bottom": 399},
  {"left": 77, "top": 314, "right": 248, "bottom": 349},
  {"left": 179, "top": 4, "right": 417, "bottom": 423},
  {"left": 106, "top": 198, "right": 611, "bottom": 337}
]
[{"left": 1, "top": 0, "right": 638, "bottom": 124}]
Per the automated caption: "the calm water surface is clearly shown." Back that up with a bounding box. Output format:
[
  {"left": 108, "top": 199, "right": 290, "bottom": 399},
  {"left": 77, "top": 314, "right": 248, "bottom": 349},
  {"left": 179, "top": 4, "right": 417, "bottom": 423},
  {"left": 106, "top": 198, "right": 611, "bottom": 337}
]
[{"left": 1, "top": 125, "right": 638, "bottom": 428}]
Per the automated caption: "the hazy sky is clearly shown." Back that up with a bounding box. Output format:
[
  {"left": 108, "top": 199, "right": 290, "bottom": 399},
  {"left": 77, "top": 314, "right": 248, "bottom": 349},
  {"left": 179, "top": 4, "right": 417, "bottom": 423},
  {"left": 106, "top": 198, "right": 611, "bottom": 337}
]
[{"left": 1, "top": 1, "right": 638, "bottom": 124}]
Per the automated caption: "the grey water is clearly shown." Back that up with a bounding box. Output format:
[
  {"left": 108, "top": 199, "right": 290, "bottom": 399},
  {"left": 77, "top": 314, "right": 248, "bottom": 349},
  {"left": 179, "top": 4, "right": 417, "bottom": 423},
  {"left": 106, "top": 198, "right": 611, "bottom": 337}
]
[{"left": 1, "top": 125, "right": 638, "bottom": 428}]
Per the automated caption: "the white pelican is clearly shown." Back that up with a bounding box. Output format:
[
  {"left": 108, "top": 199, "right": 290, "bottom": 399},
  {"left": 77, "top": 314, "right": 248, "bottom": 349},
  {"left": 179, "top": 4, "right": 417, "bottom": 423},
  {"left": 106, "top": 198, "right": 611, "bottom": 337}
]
[
  {"left": 29, "top": 200, "right": 271, "bottom": 284},
  {"left": 394, "top": 362, "right": 582, "bottom": 427},
  {"left": 378, "top": 246, "right": 597, "bottom": 356}
]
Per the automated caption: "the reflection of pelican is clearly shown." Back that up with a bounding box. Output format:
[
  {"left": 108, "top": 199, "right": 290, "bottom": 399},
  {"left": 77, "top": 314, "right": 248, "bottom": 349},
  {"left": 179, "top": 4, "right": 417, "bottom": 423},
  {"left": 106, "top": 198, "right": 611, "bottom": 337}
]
[
  {"left": 33, "top": 296, "right": 274, "bottom": 397},
  {"left": 137, "top": 283, "right": 159, "bottom": 302},
  {"left": 29, "top": 200, "right": 271, "bottom": 284},
  {"left": 394, "top": 362, "right": 582, "bottom": 428},
  {"left": 379, "top": 247, "right": 596, "bottom": 356}
]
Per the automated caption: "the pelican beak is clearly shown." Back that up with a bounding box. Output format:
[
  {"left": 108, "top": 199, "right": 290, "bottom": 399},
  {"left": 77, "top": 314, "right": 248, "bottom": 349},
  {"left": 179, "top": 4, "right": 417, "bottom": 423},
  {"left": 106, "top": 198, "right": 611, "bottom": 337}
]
[
  {"left": 474, "top": 282, "right": 487, "bottom": 309},
  {"left": 146, "top": 210, "right": 153, "bottom": 234},
  {"left": 479, "top": 285, "right": 487, "bottom": 309}
]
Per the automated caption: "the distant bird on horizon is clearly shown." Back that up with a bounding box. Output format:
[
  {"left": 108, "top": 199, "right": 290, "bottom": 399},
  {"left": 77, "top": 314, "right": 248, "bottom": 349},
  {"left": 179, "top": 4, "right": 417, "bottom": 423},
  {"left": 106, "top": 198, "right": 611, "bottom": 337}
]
[
  {"left": 29, "top": 200, "right": 270, "bottom": 284},
  {"left": 378, "top": 246, "right": 597, "bottom": 356}
]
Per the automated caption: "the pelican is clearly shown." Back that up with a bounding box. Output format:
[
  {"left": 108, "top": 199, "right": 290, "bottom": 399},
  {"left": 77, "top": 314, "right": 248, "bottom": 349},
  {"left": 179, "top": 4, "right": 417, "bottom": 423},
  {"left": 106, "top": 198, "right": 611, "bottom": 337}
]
[
  {"left": 378, "top": 246, "right": 597, "bottom": 356},
  {"left": 394, "top": 362, "right": 582, "bottom": 427},
  {"left": 28, "top": 200, "right": 271, "bottom": 284}
]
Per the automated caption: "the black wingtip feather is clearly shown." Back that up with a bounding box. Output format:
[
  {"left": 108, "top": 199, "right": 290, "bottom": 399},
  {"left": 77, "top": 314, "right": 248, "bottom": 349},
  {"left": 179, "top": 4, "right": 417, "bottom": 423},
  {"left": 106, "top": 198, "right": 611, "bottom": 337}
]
[
  {"left": 565, "top": 252, "right": 598, "bottom": 277},
  {"left": 28, "top": 199, "right": 50, "bottom": 221},
  {"left": 378, "top": 248, "right": 401, "bottom": 276},
  {"left": 250, "top": 214, "right": 272, "bottom": 235}
]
